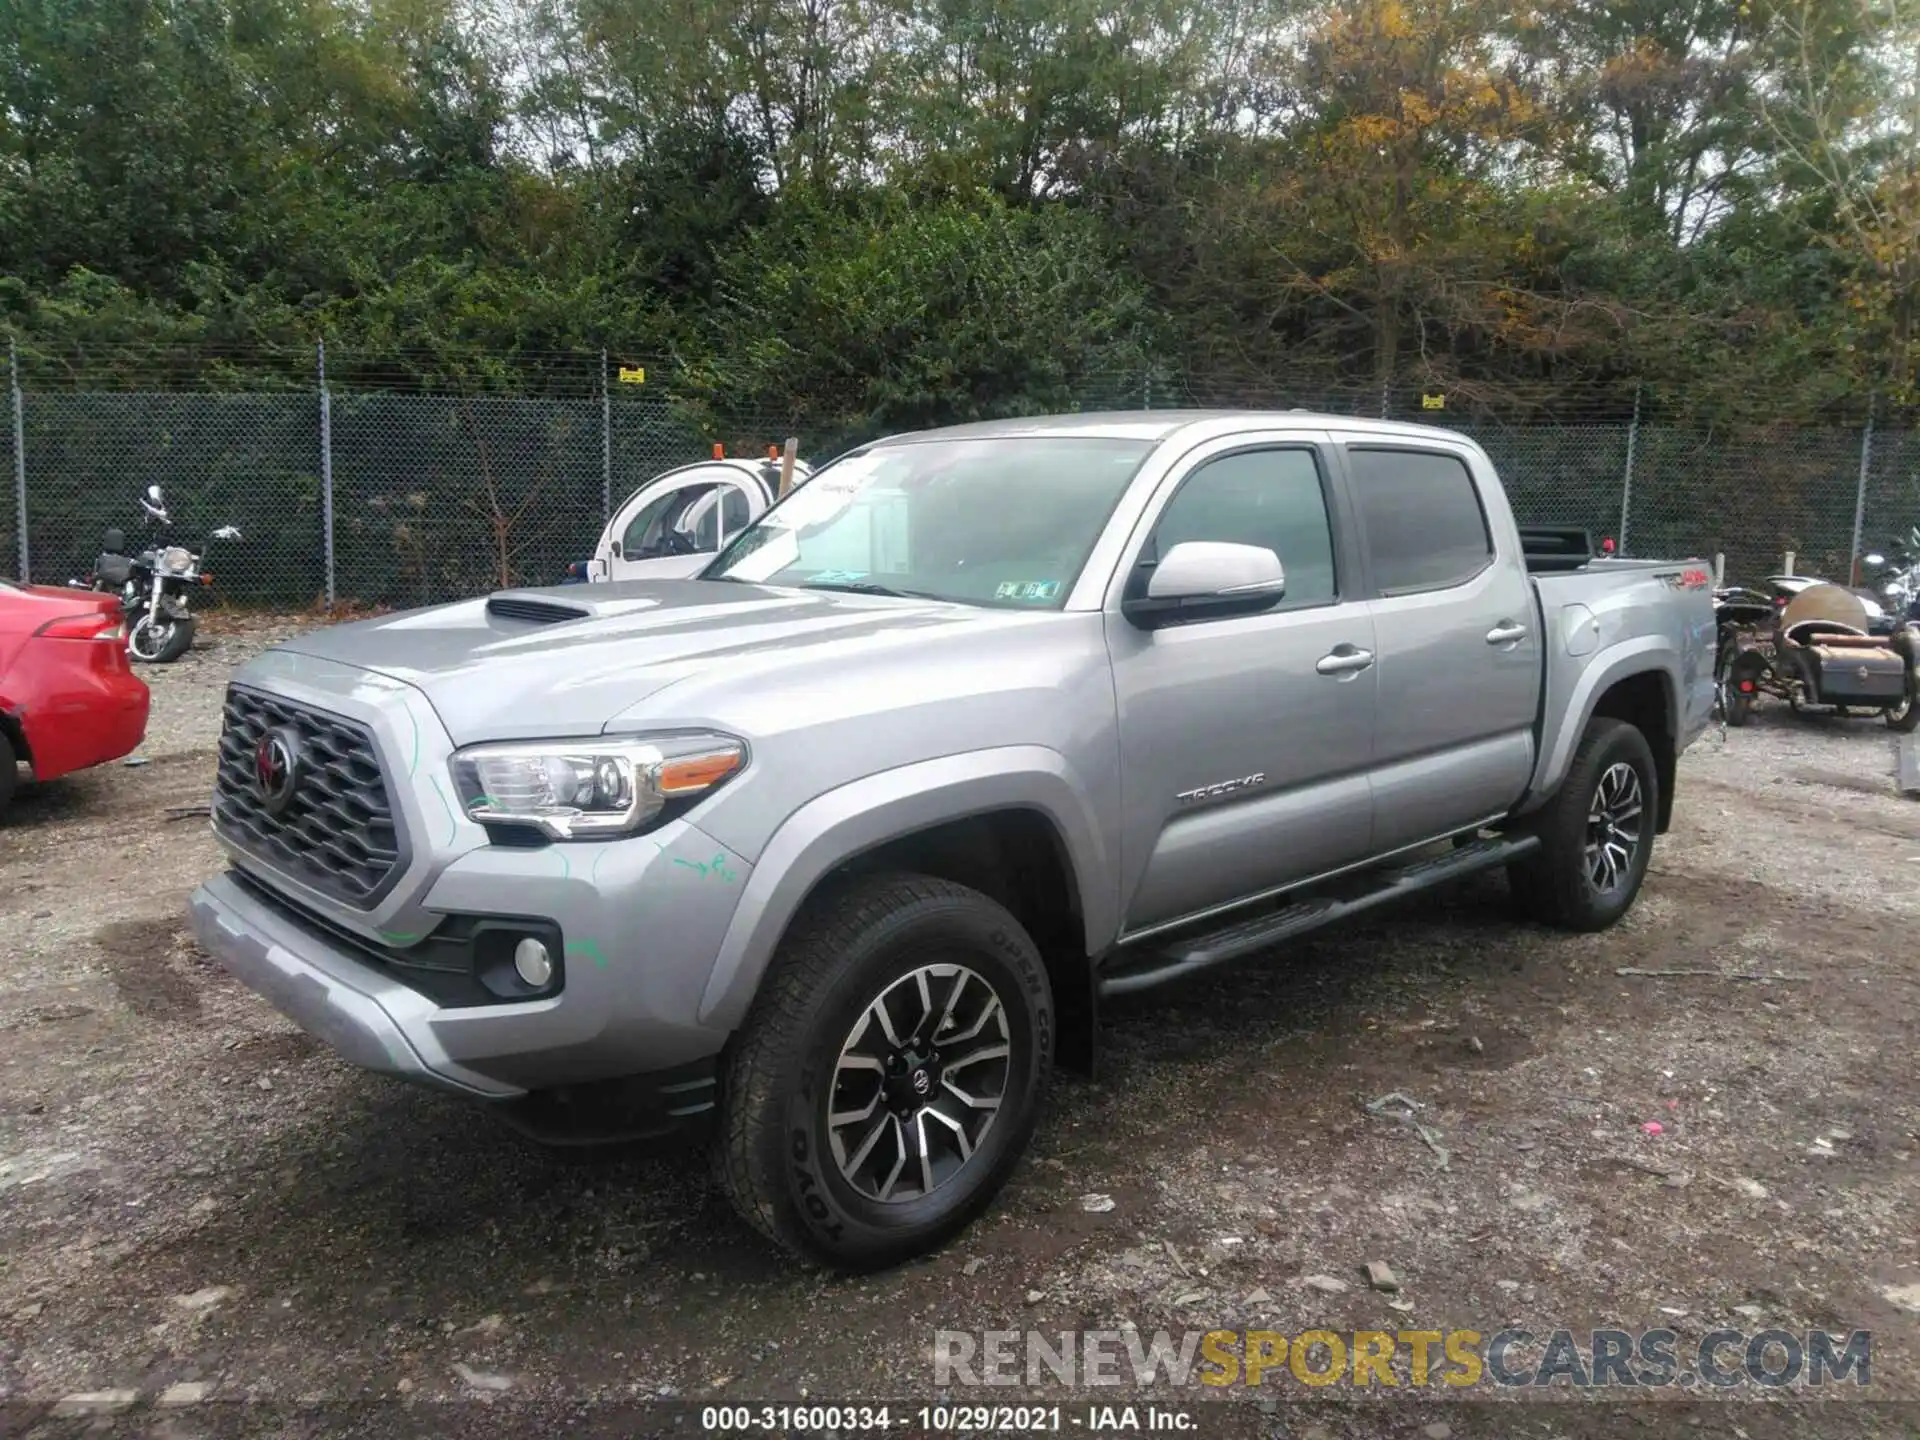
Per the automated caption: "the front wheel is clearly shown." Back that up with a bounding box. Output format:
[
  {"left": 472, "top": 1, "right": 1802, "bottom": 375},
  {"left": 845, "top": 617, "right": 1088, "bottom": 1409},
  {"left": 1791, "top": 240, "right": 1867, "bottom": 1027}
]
[
  {"left": 128, "top": 613, "right": 195, "bottom": 663},
  {"left": 716, "top": 873, "right": 1053, "bottom": 1271},
  {"left": 1508, "top": 718, "right": 1659, "bottom": 933}
]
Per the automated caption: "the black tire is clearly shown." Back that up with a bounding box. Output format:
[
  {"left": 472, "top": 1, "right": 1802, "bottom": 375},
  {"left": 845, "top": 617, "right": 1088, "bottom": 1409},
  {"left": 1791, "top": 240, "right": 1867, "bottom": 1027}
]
[
  {"left": 1508, "top": 718, "right": 1659, "bottom": 933},
  {"left": 716, "top": 872, "right": 1053, "bottom": 1271},
  {"left": 1716, "top": 640, "right": 1753, "bottom": 726},
  {"left": 1722, "top": 683, "right": 1752, "bottom": 727},
  {"left": 0, "top": 730, "right": 16, "bottom": 819},
  {"left": 130, "top": 614, "right": 195, "bottom": 664},
  {"left": 1888, "top": 683, "right": 1920, "bottom": 733}
]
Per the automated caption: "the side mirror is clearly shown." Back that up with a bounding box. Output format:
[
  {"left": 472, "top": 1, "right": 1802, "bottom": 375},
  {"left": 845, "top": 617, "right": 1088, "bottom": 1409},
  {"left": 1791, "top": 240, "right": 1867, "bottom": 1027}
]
[
  {"left": 212, "top": 525, "right": 242, "bottom": 541},
  {"left": 609, "top": 541, "right": 623, "bottom": 559},
  {"left": 1123, "top": 541, "right": 1287, "bottom": 631}
]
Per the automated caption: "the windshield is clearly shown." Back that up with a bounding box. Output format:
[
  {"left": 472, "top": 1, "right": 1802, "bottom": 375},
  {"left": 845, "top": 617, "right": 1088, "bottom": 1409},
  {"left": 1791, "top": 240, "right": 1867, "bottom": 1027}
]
[{"left": 703, "top": 435, "right": 1155, "bottom": 608}]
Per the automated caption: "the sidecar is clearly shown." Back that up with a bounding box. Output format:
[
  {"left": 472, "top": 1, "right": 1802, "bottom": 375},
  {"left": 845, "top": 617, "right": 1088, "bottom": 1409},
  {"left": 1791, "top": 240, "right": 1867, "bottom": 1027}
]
[{"left": 1720, "top": 582, "right": 1920, "bottom": 731}]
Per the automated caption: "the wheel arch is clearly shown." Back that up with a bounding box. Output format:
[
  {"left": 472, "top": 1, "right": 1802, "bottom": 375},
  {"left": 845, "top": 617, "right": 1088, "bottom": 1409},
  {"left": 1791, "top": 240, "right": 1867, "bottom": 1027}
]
[
  {"left": 1524, "top": 643, "right": 1683, "bottom": 832},
  {"left": 0, "top": 705, "right": 29, "bottom": 770},
  {"left": 698, "top": 750, "right": 1114, "bottom": 1075},
  {"left": 1587, "top": 671, "right": 1677, "bottom": 832}
]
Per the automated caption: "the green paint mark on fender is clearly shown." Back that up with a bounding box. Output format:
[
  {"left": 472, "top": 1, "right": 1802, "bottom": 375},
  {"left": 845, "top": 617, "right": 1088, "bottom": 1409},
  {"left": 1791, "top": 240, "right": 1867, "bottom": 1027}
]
[
  {"left": 379, "top": 929, "right": 423, "bottom": 945},
  {"left": 672, "top": 852, "right": 738, "bottom": 884},
  {"left": 428, "top": 774, "right": 459, "bottom": 845},
  {"left": 567, "top": 939, "right": 608, "bottom": 970},
  {"left": 404, "top": 704, "right": 422, "bottom": 777}
]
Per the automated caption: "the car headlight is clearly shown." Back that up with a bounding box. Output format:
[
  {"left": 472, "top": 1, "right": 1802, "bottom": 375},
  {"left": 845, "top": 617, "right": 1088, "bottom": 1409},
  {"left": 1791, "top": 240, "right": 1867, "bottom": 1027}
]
[{"left": 449, "top": 733, "right": 746, "bottom": 840}]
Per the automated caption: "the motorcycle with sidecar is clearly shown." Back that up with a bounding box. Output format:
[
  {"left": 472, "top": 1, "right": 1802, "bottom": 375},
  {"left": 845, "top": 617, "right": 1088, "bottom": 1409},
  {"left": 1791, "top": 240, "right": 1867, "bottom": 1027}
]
[{"left": 1715, "top": 578, "right": 1920, "bottom": 730}]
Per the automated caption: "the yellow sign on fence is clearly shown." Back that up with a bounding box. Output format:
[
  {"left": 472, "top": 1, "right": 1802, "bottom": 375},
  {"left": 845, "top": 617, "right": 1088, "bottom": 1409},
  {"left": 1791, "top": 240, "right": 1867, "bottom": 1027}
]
[
  {"left": 1421, "top": 392, "right": 1446, "bottom": 410},
  {"left": 617, "top": 366, "right": 647, "bottom": 385}
]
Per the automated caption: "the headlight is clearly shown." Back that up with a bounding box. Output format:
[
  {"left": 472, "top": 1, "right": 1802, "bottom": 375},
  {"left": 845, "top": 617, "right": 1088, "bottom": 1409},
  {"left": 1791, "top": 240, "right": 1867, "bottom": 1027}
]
[
  {"left": 161, "top": 546, "right": 195, "bottom": 576},
  {"left": 449, "top": 733, "right": 746, "bottom": 840}
]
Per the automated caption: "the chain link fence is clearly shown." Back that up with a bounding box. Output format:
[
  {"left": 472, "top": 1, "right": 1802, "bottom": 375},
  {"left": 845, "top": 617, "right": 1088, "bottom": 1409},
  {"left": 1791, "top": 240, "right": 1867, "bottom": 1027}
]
[{"left": 4, "top": 345, "right": 1912, "bottom": 608}]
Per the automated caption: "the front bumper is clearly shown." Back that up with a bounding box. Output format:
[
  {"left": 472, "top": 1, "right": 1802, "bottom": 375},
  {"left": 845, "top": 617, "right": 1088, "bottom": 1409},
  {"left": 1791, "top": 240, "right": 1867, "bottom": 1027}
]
[
  {"left": 192, "top": 806, "right": 755, "bottom": 1099},
  {"left": 191, "top": 871, "right": 521, "bottom": 1098},
  {"left": 191, "top": 870, "right": 727, "bottom": 1141}
]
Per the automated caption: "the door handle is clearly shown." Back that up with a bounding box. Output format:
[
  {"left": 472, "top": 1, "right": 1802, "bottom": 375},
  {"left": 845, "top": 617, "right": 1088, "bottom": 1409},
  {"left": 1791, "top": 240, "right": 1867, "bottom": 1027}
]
[
  {"left": 1316, "top": 645, "right": 1376, "bottom": 676},
  {"left": 1487, "top": 621, "right": 1528, "bottom": 646}
]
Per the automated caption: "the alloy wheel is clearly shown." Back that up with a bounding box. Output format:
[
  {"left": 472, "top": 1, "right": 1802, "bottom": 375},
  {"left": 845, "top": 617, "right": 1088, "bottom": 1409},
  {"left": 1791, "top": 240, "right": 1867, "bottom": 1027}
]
[
  {"left": 826, "top": 963, "right": 1011, "bottom": 1204},
  {"left": 1584, "top": 761, "right": 1644, "bottom": 895}
]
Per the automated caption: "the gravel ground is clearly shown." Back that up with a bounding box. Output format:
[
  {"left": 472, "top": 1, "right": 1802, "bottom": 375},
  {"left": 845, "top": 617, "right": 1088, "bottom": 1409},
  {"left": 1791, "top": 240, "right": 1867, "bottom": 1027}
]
[{"left": 3, "top": 613, "right": 1920, "bottom": 1438}]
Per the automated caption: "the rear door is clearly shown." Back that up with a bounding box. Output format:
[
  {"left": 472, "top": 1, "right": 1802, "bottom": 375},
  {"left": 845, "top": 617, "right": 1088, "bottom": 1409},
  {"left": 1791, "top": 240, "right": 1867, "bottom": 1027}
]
[{"left": 1340, "top": 440, "right": 1541, "bottom": 851}]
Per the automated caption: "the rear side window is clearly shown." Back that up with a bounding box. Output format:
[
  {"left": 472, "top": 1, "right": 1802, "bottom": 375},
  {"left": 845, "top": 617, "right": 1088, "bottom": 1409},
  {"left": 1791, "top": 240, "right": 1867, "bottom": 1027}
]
[{"left": 1347, "top": 448, "right": 1492, "bottom": 594}]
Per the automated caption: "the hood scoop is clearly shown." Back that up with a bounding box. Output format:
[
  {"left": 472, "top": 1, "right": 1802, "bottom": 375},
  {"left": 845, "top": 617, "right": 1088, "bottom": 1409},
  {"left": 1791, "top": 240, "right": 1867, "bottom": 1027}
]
[{"left": 486, "top": 593, "right": 592, "bottom": 626}]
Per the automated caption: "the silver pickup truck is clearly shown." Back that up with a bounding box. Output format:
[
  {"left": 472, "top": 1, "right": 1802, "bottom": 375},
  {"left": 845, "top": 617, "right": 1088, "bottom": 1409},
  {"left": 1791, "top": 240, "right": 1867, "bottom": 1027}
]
[{"left": 189, "top": 411, "right": 1716, "bottom": 1270}]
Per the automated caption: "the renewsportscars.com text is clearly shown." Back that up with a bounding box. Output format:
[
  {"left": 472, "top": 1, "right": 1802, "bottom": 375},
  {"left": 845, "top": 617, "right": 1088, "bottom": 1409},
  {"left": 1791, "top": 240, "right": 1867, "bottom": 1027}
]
[{"left": 932, "top": 1327, "right": 1871, "bottom": 1390}]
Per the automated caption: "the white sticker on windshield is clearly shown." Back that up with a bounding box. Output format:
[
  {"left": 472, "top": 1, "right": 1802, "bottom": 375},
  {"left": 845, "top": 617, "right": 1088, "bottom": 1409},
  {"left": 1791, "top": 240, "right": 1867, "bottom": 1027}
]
[{"left": 995, "top": 580, "right": 1061, "bottom": 602}]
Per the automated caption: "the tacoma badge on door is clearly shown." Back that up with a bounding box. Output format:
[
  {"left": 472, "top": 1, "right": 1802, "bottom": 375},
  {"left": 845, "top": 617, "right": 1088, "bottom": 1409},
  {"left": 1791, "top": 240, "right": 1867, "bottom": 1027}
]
[{"left": 1175, "top": 772, "right": 1268, "bottom": 806}]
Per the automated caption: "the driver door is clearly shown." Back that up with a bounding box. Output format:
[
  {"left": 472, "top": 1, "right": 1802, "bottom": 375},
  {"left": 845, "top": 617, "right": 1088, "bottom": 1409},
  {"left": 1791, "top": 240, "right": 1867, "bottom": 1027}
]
[
  {"left": 1105, "top": 437, "right": 1378, "bottom": 935},
  {"left": 597, "top": 465, "right": 770, "bottom": 581}
]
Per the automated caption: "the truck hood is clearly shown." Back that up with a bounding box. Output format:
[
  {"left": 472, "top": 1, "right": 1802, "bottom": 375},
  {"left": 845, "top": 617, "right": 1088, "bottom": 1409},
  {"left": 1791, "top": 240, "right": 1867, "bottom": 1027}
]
[{"left": 267, "top": 580, "right": 1022, "bottom": 745}]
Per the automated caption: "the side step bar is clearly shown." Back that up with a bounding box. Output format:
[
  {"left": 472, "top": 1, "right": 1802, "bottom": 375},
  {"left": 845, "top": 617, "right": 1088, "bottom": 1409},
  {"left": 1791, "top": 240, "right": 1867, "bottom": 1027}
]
[{"left": 1097, "top": 834, "right": 1541, "bottom": 999}]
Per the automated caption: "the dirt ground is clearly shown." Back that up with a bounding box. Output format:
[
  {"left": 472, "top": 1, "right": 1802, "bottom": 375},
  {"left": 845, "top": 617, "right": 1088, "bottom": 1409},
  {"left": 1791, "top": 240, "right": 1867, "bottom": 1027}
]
[{"left": 3, "top": 612, "right": 1920, "bottom": 1439}]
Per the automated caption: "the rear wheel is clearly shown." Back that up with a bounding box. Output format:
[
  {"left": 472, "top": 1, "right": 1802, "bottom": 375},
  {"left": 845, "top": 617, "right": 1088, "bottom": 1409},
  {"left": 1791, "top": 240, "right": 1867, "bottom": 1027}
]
[
  {"left": 1509, "top": 718, "right": 1659, "bottom": 932},
  {"left": 716, "top": 873, "right": 1053, "bottom": 1271},
  {"left": 1716, "top": 640, "right": 1753, "bottom": 726},
  {"left": 1887, "top": 682, "right": 1920, "bottom": 732}
]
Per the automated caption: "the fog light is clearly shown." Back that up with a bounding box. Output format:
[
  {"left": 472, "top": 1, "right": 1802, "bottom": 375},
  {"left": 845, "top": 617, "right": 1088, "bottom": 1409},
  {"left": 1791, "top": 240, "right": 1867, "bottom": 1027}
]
[{"left": 513, "top": 937, "right": 553, "bottom": 988}]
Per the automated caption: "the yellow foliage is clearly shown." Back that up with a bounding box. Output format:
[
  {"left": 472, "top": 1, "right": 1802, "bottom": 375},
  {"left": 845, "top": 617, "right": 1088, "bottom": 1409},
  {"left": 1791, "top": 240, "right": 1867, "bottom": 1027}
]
[{"left": 1376, "top": 0, "right": 1414, "bottom": 38}]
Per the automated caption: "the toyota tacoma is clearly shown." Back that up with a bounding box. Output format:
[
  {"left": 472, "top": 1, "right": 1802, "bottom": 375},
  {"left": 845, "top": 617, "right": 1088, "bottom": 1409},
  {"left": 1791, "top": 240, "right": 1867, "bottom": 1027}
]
[{"left": 190, "top": 411, "right": 1716, "bottom": 1270}]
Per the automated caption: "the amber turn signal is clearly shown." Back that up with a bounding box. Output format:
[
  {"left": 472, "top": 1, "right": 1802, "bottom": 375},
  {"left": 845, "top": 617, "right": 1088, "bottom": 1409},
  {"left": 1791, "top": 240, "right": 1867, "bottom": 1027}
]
[{"left": 658, "top": 751, "right": 743, "bottom": 795}]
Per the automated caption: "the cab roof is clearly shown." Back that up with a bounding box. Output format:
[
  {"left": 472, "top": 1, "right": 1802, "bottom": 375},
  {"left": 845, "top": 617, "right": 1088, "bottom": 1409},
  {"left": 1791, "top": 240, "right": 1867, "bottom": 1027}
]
[{"left": 865, "top": 409, "right": 1474, "bottom": 449}]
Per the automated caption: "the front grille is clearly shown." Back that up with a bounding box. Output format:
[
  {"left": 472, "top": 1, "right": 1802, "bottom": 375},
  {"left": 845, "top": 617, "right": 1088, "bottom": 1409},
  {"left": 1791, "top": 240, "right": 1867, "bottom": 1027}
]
[{"left": 214, "top": 686, "right": 404, "bottom": 907}]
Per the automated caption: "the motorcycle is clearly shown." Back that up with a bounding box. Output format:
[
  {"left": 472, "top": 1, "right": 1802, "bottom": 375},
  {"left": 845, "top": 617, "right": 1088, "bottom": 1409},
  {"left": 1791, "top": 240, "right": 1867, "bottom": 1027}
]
[
  {"left": 1713, "top": 574, "right": 1920, "bottom": 731},
  {"left": 1861, "top": 529, "right": 1920, "bottom": 631},
  {"left": 69, "top": 485, "right": 241, "bottom": 663}
]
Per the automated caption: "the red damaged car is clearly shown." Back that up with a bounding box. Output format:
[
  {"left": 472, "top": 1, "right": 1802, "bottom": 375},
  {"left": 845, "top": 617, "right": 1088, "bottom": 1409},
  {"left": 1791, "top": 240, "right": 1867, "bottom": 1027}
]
[{"left": 0, "top": 580, "right": 150, "bottom": 817}]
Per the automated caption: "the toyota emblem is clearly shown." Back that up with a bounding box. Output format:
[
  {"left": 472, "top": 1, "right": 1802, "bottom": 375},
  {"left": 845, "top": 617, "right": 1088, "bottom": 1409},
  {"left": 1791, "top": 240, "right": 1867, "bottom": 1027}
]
[{"left": 254, "top": 728, "right": 301, "bottom": 815}]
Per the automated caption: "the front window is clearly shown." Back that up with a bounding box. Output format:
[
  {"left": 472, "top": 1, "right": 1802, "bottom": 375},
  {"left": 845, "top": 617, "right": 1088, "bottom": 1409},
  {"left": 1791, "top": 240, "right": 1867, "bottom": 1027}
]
[{"left": 703, "top": 436, "right": 1156, "bottom": 608}]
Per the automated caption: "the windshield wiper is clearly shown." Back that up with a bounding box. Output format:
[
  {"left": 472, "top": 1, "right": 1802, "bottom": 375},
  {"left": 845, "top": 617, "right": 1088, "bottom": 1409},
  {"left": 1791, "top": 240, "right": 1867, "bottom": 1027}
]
[{"left": 800, "top": 579, "right": 947, "bottom": 601}]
